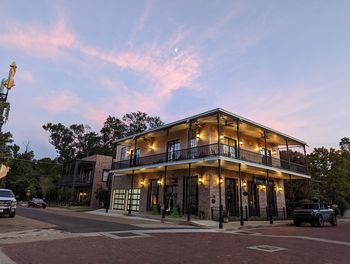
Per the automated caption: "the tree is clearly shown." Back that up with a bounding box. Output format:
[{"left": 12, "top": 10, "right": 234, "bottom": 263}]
[
  {"left": 100, "top": 116, "right": 126, "bottom": 155},
  {"left": 122, "top": 111, "right": 164, "bottom": 136}
]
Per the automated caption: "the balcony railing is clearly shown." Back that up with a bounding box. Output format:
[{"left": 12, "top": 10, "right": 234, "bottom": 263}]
[
  {"left": 112, "top": 143, "right": 308, "bottom": 175},
  {"left": 58, "top": 175, "right": 93, "bottom": 187}
]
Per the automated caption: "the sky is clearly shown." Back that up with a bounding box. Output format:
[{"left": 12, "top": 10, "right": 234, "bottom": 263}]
[{"left": 0, "top": 0, "right": 349, "bottom": 158}]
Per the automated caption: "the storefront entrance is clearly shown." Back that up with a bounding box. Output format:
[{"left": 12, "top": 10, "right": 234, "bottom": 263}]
[
  {"left": 225, "top": 178, "right": 238, "bottom": 216},
  {"left": 147, "top": 179, "right": 159, "bottom": 211},
  {"left": 185, "top": 176, "right": 198, "bottom": 215}
]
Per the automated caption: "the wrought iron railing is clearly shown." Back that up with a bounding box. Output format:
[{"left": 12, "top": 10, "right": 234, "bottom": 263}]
[
  {"left": 58, "top": 175, "right": 93, "bottom": 186},
  {"left": 112, "top": 143, "right": 308, "bottom": 175}
]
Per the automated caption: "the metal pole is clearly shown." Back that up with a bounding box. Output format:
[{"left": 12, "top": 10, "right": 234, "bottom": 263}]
[
  {"left": 162, "top": 165, "right": 167, "bottom": 220},
  {"left": 267, "top": 169, "right": 273, "bottom": 224},
  {"left": 218, "top": 159, "right": 223, "bottom": 229},
  {"left": 187, "top": 163, "right": 191, "bottom": 222},
  {"left": 303, "top": 145, "right": 309, "bottom": 174},
  {"left": 263, "top": 129, "right": 268, "bottom": 165},
  {"left": 236, "top": 119, "right": 240, "bottom": 159},
  {"left": 128, "top": 170, "right": 134, "bottom": 215},
  {"left": 286, "top": 138, "right": 291, "bottom": 170},
  {"left": 238, "top": 163, "right": 244, "bottom": 226}
]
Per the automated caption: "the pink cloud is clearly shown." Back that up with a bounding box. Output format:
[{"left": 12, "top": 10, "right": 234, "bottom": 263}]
[
  {"left": 36, "top": 90, "right": 80, "bottom": 114},
  {"left": 0, "top": 17, "right": 76, "bottom": 59}
]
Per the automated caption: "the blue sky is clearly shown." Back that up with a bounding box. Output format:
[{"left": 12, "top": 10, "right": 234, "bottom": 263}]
[{"left": 0, "top": 0, "right": 349, "bottom": 158}]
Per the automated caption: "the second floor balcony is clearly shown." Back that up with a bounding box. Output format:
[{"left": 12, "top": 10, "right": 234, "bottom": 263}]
[{"left": 112, "top": 143, "right": 308, "bottom": 175}]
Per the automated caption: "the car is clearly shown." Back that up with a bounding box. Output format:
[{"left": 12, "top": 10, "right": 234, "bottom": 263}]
[
  {"left": 293, "top": 202, "right": 337, "bottom": 227},
  {"left": 0, "top": 188, "right": 17, "bottom": 218},
  {"left": 28, "top": 198, "right": 47, "bottom": 208}
]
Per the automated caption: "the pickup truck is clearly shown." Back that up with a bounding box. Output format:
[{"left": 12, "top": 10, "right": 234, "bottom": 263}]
[
  {"left": 293, "top": 202, "right": 337, "bottom": 227},
  {"left": 0, "top": 188, "right": 17, "bottom": 218}
]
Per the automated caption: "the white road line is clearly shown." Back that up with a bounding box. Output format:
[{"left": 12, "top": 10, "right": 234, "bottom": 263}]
[
  {"left": 252, "top": 234, "right": 350, "bottom": 246},
  {"left": 0, "top": 250, "right": 16, "bottom": 264}
]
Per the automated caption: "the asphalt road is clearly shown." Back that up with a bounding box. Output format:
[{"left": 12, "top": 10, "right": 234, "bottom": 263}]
[{"left": 16, "top": 206, "right": 141, "bottom": 233}]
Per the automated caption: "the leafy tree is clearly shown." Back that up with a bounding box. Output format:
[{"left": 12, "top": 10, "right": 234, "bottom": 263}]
[
  {"left": 100, "top": 116, "right": 126, "bottom": 155},
  {"left": 122, "top": 111, "right": 164, "bottom": 136}
]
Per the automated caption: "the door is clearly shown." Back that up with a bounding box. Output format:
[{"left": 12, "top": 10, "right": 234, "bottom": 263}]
[
  {"left": 186, "top": 176, "right": 198, "bottom": 215},
  {"left": 225, "top": 178, "right": 238, "bottom": 216},
  {"left": 222, "top": 137, "right": 237, "bottom": 158},
  {"left": 267, "top": 183, "right": 277, "bottom": 216},
  {"left": 148, "top": 179, "right": 159, "bottom": 211},
  {"left": 165, "top": 185, "right": 177, "bottom": 213},
  {"left": 168, "top": 140, "right": 181, "bottom": 161},
  {"left": 248, "top": 182, "right": 260, "bottom": 216}
]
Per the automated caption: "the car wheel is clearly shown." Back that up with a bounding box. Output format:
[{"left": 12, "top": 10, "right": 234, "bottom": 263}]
[
  {"left": 330, "top": 215, "right": 337, "bottom": 226},
  {"left": 317, "top": 215, "right": 323, "bottom": 227}
]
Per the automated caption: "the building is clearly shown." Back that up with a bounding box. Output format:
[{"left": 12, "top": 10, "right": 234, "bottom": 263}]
[
  {"left": 59, "top": 154, "right": 112, "bottom": 208},
  {"left": 109, "top": 108, "right": 309, "bottom": 223}
]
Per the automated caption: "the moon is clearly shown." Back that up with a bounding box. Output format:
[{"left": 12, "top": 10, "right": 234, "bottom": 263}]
[{"left": 174, "top": 47, "right": 178, "bottom": 53}]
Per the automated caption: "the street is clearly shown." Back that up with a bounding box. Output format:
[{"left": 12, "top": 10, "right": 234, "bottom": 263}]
[{"left": 1, "top": 206, "right": 349, "bottom": 264}]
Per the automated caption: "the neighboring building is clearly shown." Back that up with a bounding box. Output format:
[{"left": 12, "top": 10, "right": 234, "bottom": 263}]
[
  {"left": 59, "top": 154, "right": 112, "bottom": 208},
  {"left": 109, "top": 108, "right": 309, "bottom": 221}
]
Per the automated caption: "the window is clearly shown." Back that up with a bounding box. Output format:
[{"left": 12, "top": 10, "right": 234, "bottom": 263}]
[
  {"left": 113, "top": 189, "right": 126, "bottom": 210},
  {"left": 102, "top": 170, "right": 109, "bottom": 182},
  {"left": 128, "top": 188, "right": 141, "bottom": 211},
  {"left": 222, "top": 137, "right": 236, "bottom": 158},
  {"left": 120, "top": 147, "right": 126, "bottom": 161},
  {"left": 133, "top": 148, "right": 140, "bottom": 165},
  {"left": 168, "top": 140, "right": 181, "bottom": 161}
]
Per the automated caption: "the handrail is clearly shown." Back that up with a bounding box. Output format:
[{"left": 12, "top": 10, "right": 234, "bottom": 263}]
[{"left": 112, "top": 143, "right": 308, "bottom": 175}]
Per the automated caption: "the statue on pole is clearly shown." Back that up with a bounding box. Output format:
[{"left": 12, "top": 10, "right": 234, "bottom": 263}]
[{"left": 4, "top": 62, "right": 17, "bottom": 90}]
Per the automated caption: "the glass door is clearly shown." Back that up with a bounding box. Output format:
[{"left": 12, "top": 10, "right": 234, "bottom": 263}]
[
  {"left": 248, "top": 181, "right": 260, "bottom": 216},
  {"left": 148, "top": 179, "right": 159, "bottom": 211},
  {"left": 167, "top": 140, "right": 181, "bottom": 161},
  {"left": 225, "top": 178, "right": 238, "bottom": 216},
  {"left": 186, "top": 176, "right": 198, "bottom": 215}
]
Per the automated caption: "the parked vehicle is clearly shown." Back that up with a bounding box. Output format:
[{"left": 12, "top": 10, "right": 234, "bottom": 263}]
[
  {"left": 0, "top": 188, "right": 17, "bottom": 218},
  {"left": 293, "top": 202, "right": 337, "bottom": 227},
  {"left": 28, "top": 198, "right": 47, "bottom": 208}
]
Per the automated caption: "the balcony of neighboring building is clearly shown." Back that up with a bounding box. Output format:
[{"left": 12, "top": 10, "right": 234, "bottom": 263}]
[
  {"left": 59, "top": 160, "right": 96, "bottom": 187},
  {"left": 112, "top": 110, "right": 308, "bottom": 177}
]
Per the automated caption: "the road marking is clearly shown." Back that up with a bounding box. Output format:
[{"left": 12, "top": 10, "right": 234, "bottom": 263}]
[
  {"left": 0, "top": 250, "right": 16, "bottom": 264},
  {"left": 247, "top": 245, "right": 286, "bottom": 253},
  {"left": 252, "top": 234, "right": 350, "bottom": 247}
]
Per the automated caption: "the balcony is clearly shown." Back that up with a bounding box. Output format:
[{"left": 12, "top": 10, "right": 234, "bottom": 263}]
[{"left": 112, "top": 143, "right": 308, "bottom": 175}]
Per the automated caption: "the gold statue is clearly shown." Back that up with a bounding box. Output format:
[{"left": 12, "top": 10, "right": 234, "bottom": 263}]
[{"left": 4, "top": 62, "right": 17, "bottom": 90}]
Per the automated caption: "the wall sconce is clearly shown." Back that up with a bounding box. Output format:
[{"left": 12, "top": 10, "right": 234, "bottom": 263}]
[
  {"left": 140, "top": 179, "right": 145, "bottom": 188},
  {"left": 149, "top": 143, "right": 154, "bottom": 150},
  {"left": 241, "top": 179, "right": 247, "bottom": 190},
  {"left": 220, "top": 134, "right": 224, "bottom": 140},
  {"left": 258, "top": 185, "right": 266, "bottom": 192},
  {"left": 239, "top": 141, "right": 243, "bottom": 146},
  {"left": 272, "top": 150, "right": 277, "bottom": 156},
  {"left": 218, "top": 178, "right": 224, "bottom": 184},
  {"left": 157, "top": 179, "right": 161, "bottom": 185},
  {"left": 275, "top": 185, "right": 283, "bottom": 193},
  {"left": 198, "top": 176, "right": 203, "bottom": 185},
  {"left": 196, "top": 131, "right": 201, "bottom": 140}
]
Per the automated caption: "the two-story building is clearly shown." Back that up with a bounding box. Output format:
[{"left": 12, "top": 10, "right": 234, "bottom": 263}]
[
  {"left": 59, "top": 154, "right": 112, "bottom": 208},
  {"left": 109, "top": 108, "right": 309, "bottom": 224}
]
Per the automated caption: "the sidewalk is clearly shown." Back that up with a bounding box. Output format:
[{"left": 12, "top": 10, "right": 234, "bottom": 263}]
[{"left": 86, "top": 209, "right": 293, "bottom": 230}]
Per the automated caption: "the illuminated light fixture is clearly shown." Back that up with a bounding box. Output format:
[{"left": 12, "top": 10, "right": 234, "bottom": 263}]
[
  {"left": 241, "top": 180, "right": 247, "bottom": 188},
  {"left": 272, "top": 150, "right": 277, "bottom": 155},
  {"left": 219, "top": 178, "right": 224, "bottom": 184},
  {"left": 149, "top": 143, "right": 154, "bottom": 150},
  {"left": 258, "top": 185, "right": 266, "bottom": 192},
  {"left": 196, "top": 132, "right": 201, "bottom": 139},
  {"left": 198, "top": 176, "right": 203, "bottom": 184},
  {"left": 239, "top": 141, "right": 243, "bottom": 145},
  {"left": 140, "top": 179, "right": 145, "bottom": 187},
  {"left": 220, "top": 135, "right": 224, "bottom": 140},
  {"left": 276, "top": 185, "right": 283, "bottom": 193},
  {"left": 157, "top": 179, "right": 161, "bottom": 185}
]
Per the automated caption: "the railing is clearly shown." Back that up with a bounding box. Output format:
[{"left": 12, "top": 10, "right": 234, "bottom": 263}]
[
  {"left": 211, "top": 206, "right": 290, "bottom": 222},
  {"left": 112, "top": 143, "right": 308, "bottom": 175},
  {"left": 58, "top": 175, "right": 93, "bottom": 186}
]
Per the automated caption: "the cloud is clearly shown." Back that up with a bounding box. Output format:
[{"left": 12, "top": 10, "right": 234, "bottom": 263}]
[
  {"left": 0, "top": 16, "right": 76, "bottom": 59},
  {"left": 36, "top": 90, "right": 81, "bottom": 114},
  {"left": 18, "top": 70, "right": 34, "bottom": 82}
]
